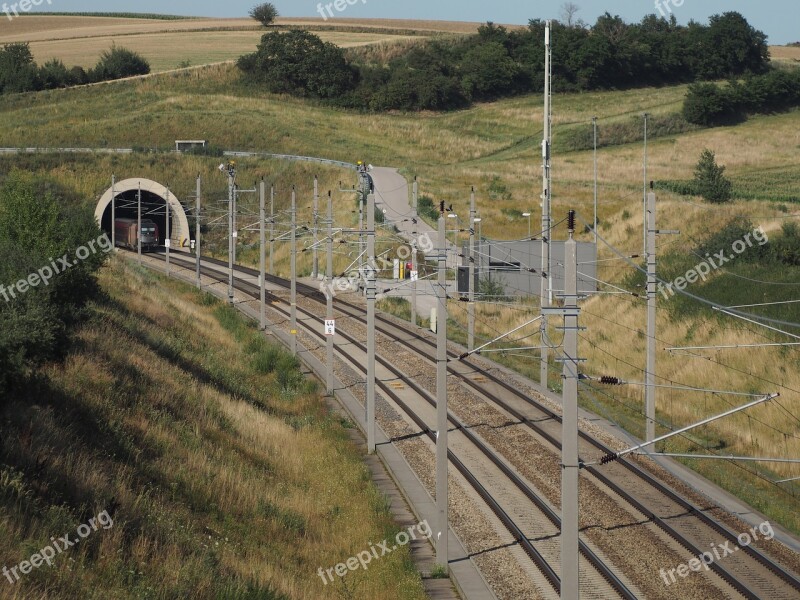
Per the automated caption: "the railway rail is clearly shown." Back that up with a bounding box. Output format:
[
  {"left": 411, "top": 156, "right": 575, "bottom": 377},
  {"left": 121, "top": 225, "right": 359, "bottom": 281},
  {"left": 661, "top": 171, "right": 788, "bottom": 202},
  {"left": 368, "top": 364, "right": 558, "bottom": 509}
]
[{"left": 145, "top": 250, "right": 800, "bottom": 599}]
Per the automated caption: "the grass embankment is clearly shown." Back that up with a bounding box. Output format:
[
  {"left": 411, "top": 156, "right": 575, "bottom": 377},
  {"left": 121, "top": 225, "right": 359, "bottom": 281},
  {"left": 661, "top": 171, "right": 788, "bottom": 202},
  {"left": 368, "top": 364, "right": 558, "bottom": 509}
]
[
  {"left": 0, "top": 152, "right": 366, "bottom": 281},
  {"left": 0, "top": 258, "right": 427, "bottom": 599}
]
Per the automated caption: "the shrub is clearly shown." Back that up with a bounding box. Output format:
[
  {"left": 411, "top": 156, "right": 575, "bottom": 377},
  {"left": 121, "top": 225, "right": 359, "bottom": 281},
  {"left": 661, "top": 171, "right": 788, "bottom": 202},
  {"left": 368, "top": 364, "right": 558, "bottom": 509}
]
[
  {"left": 694, "top": 149, "right": 733, "bottom": 203},
  {"left": 91, "top": 45, "right": 150, "bottom": 82},
  {"left": 417, "top": 196, "right": 440, "bottom": 222}
]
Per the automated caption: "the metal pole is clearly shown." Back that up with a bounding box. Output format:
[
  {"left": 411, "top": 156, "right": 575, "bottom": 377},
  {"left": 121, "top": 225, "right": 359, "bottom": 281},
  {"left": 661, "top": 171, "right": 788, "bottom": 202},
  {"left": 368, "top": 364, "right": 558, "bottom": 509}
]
[
  {"left": 313, "top": 176, "right": 319, "bottom": 280},
  {"left": 111, "top": 174, "right": 116, "bottom": 249},
  {"left": 436, "top": 208, "right": 449, "bottom": 572},
  {"left": 232, "top": 181, "right": 237, "bottom": 266},
  {"left": 593, "top": 116, "right": 598, "bottom": 244},
  {"left": 607, "top": 394, "right": 778, "bottom": 461},
  {"left": 366, "top": 189, "right": 377, "bottom": 452},
  {"left": 165, "top": 188, "right": 170, "bottom": 277},
  {"left": 540, "top": 20, "right": 552, "bottom": 388},
  {"left": 291, "top": 187, "right": 298, "bottom": 355},
  {"left": 137, "top": 182, "right": 142, "bottom": 265},
  {"left": 643, "top": 112, "right": 649, "bottom": 258},
  {"left": 269, "top": 185, "right": 275, "bottom": 276},
  {"left": 411, "top": 177, "right": 418, "bottom": 327},
  {"left": 561, "top": 210, "right": 580, "bottom": 600},
  {"left": 196, "top": 175, "right": 201, "bottom": 289},
  {"left": 359, "top": 194, "right": 365, "bottom": 277},
  {"left": 326, "top": 190, "right": 335, "bottom": 396},
  {"left": 646, "top": 191, "right": 657, "bottom": 443},
  {"left": 468, "top": 187, "right": 476, "bottom": 352},
  {"left": 260, "top": 179, "right": 266, "bottom": 331},
  {"left": 228, "top": 171, "right": 234, "bottom": 304}
]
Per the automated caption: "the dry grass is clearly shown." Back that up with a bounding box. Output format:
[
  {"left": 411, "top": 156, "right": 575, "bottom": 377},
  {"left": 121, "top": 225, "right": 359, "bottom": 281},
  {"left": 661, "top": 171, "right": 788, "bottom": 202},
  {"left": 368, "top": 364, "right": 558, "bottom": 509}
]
[{"left": 0, "top": 259, "right": 428, "bottom": 599}]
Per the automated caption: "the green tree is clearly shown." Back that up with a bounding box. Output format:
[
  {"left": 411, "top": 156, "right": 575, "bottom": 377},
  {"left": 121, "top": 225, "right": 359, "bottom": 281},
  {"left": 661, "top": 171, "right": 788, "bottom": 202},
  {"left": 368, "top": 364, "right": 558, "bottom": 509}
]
[
  {"left": 699, "top": 12, "right": 769, "bottom": 79},
  {"left": 249, "top": 3, "right": 279, "bottom": 27},
  {"left": 0, "top": 43, "right": 40, "bottom": 94},
  {"left": 238, "top": 31, "right": 355, "bottom": 98},
  {"left": 460, "top": 42, "right": 520, "bottom": 99},
  {"left": 694, "top": 149, "right": 733, "bottom": 203}
]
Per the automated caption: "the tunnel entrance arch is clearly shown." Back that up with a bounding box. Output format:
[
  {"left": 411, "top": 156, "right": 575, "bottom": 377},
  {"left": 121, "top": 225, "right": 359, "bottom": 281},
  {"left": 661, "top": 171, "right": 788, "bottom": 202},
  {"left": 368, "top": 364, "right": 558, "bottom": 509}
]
[{"left": 95, "top": 179, "right": 191, "bottom": 248}]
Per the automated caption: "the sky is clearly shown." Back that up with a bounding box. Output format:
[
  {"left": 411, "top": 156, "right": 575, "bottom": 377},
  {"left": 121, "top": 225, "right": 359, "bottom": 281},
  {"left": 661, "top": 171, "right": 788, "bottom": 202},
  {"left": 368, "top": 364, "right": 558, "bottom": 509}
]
[{"left": 30, "top": 1, "right": 800, "bottom": 44}]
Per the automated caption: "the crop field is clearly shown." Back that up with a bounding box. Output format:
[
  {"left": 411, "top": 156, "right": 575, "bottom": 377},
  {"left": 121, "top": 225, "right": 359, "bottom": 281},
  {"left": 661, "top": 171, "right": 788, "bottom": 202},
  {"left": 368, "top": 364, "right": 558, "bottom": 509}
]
[
  {"left": 28, "top": 30, "right": 420, "bottom": 72},
  {"left": 0, "top": 16, "right": 425, "bottom": 73}
]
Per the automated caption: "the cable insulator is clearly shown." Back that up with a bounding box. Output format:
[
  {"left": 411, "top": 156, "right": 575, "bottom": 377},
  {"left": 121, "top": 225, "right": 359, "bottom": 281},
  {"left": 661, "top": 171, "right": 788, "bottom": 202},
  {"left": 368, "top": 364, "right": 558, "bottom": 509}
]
[
  {"left": 600, "top": 376, "right": 621, "bottom": 385},
  {"left": 600, "top": 453, "right": 619, "bottom": 465},
  {"left": 567, "top": 210, "right": 576, "bottom": 232}
]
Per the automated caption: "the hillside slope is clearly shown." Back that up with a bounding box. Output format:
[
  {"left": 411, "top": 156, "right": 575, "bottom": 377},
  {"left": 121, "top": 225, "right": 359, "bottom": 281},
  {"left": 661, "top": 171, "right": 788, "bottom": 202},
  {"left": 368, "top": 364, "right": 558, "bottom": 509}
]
[{"left": 0, "top": 259, "right": 427, "bottom": 599}]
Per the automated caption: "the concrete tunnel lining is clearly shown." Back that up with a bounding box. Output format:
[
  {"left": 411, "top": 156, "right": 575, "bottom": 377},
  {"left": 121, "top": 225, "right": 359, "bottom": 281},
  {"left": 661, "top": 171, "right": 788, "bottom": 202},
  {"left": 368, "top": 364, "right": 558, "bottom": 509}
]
[{"left": 95, "top": 178, "right": 191, "bottom": 248}]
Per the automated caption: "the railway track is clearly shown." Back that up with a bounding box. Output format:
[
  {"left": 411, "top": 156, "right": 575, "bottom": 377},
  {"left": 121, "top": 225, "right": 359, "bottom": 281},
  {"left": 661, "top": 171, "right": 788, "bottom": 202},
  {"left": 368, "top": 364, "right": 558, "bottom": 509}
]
[
  {"left": 146, "top": 251, "right": 800, "bottom": 598},
  {"left": 156, "top": 251, "right": 638, "bottom": 598}
]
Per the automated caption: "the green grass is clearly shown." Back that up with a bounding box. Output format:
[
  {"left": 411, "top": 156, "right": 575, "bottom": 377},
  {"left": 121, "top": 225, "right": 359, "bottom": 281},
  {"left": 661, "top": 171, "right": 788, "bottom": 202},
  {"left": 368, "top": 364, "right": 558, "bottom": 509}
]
[{"left": 0, "top": 259, "right": 429, "bottom": 599}]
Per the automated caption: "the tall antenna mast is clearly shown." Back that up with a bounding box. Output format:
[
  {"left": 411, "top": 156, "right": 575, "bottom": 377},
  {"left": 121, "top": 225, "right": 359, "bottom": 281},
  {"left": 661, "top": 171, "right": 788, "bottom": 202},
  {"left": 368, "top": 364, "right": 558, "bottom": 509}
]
[{"left": 540, "top": 20, "right": 553, "bottom": 388}]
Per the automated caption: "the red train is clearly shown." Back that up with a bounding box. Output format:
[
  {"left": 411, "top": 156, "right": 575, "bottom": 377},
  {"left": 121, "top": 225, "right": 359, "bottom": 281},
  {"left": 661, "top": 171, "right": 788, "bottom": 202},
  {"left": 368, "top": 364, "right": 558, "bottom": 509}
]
[{"left": 114, "top": 218, "right": 160, "bottom": 252}]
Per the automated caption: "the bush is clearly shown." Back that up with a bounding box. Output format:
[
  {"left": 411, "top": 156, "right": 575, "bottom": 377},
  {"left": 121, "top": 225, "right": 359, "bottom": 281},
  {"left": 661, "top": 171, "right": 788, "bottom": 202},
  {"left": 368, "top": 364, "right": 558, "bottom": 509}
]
[
  {"left": 694, "top": 149, "right": 733, "bottom": 203},
  {"left": 91, "top": 45, "right": 150, "bottom": 82},
  {"left": 684, "top": 69, "right": 800, "bottom": 126},
  {"left": 417, "top": 196, "right": 440, "bottom": 222}
]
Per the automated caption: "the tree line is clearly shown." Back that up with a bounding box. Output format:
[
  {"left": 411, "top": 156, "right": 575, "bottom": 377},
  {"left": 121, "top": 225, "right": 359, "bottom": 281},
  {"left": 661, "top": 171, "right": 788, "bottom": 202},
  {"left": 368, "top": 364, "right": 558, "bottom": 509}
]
[
  {"left": 683, "top": 68, "right": 800, "bottom": 126},
  {"left": 238, "top": 11, "right": 771, "bottom": 111},
  {"left": 0, "top": 43, "right": 150, "bottom": 95}
]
